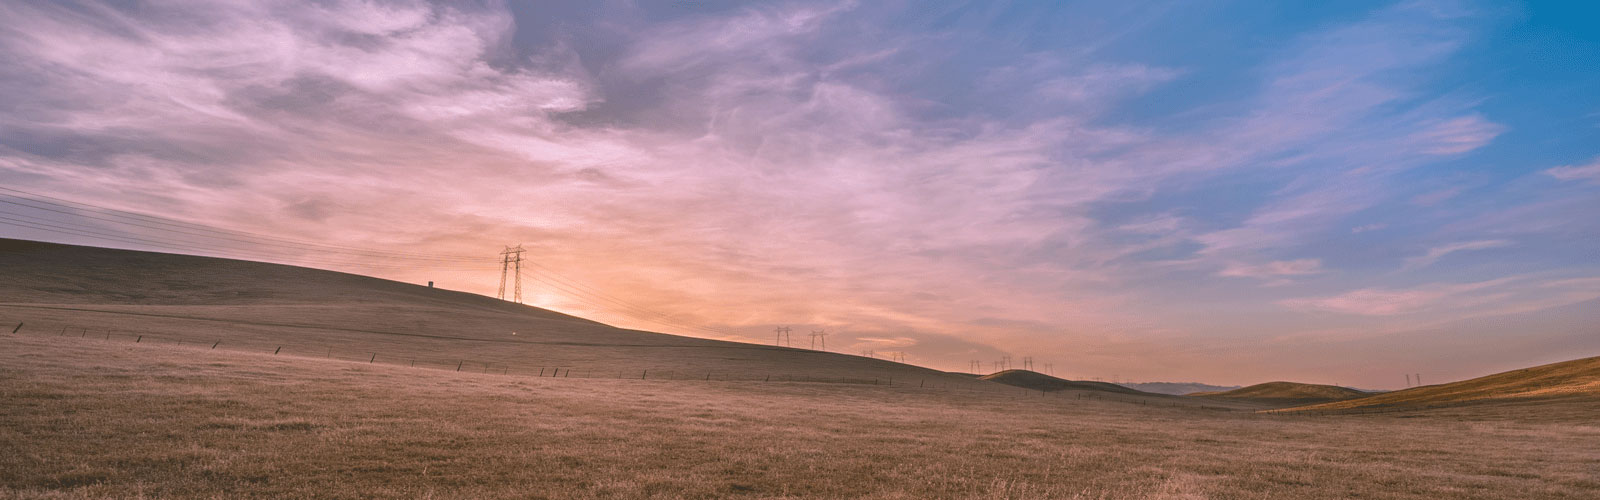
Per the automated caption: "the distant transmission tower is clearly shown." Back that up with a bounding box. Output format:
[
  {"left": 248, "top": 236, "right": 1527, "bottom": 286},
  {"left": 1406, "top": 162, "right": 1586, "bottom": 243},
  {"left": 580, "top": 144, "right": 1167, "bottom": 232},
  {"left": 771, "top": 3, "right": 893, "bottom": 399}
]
[
  {"left": 810, "top": 329, "right": 827, "bottom": 351},
  {"left": 1001, "top": 355, "right": 1012, "bottom": 371},
  {"left": 498, "top": 245, "right": 525, "bottom": 303},
  {"left": 1023, "top": 357, "right": 1034, "bottom": 371},
  {"left": 774, "top": 326, "right": 792, "bottom": 347},
  {"left": 970, "top": 360, "right": 980, "bottom": 373},
  {"left": 1044, "top": 363, "right": 1053, "bottom": 376}
]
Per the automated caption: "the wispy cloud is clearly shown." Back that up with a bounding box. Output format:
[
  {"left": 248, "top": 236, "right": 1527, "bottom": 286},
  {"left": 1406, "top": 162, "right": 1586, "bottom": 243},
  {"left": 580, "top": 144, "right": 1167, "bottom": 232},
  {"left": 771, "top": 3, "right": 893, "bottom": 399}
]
[
  {"left": 1545, "top": 157, "right": 1600, "bottom": 184},
  {"left": 1404, "top": 239, "right": 1512, "bottom": 269},
  {"left": 1219, "top": 259, "right": 1324, "bottom": 284}
]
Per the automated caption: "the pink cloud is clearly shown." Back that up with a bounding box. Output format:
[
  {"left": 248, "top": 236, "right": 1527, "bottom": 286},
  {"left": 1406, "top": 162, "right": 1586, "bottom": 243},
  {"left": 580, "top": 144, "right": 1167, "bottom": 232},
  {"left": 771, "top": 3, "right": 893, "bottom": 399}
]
[
  {"left": 1545, "top": 158, "right": 1600, "bottom": 184},
  {"left": 1404, "top": 240, "right": 1513, "bottom": 269},
  {"left": 1219, "top": 259, "right": 1324, "bottom": 281}
]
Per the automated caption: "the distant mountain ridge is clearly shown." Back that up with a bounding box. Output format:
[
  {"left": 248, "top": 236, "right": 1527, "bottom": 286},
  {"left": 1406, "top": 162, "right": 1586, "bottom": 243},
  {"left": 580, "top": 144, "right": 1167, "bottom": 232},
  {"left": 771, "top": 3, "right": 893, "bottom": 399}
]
[
  {"left": 1115, "top": 382, "right": 1241, "bottom": 396},
  {"left": 1191, "top": 381, "right": 1370, "bottom": 405}
]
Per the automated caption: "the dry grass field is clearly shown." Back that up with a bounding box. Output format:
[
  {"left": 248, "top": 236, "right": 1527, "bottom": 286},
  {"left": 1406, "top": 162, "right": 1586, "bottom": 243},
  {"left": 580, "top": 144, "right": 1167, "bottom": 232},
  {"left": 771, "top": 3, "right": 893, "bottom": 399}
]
[
  {"left": 4, "top": 239, "right": 1600, "bottom": 498},
  {"left": 4, "top": 334, "right": 1598, "bottom": 499}
]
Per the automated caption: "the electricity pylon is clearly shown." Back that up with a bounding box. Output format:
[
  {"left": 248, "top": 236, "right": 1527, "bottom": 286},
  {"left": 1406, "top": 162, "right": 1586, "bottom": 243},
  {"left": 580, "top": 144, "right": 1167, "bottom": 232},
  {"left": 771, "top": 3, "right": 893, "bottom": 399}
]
[
  {"left": 810, "top": 329, "right": 827, "bottom": 351},
  {"left": 1023, "top": 356, "right": 1034, "bottom": 371},
  {"left": 498, "top": 245, "right": 525, "bottom": 303},
  {"left": 774, "top": 326, "right": 792, "bottom": 346}
]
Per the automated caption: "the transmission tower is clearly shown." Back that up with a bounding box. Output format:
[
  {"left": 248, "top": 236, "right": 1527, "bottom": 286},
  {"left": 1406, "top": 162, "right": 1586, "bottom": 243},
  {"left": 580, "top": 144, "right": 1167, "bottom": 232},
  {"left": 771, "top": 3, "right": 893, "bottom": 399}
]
[
  {"left": 774, "top": 326, "right": 792, "bottom": 347},
  {"left": 1001, "top": 355, "right": 1012, "bottom": 371},
  {"left": 810, "top": 329, "right": 827, "bottom": 351},
  {"left": 1023, "top": 356, "right": 1034, "bottom": 371},
  {"left": 498, "top": 245, "right": 525, "bottom": 303},
  {"left": 970, "top": 360, "right": 981, "bottom": 373}
]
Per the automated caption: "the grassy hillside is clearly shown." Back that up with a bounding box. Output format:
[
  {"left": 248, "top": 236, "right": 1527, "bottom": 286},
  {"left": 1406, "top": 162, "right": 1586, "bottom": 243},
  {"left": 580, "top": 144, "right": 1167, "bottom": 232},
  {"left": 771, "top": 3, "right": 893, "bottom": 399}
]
[
  {"left": 979, "top": 370, "right": 1152, "bottom": 396},
  {"left": 1191, "top": 382, "right": 1370, "bottom": 406},
  {"left": 1280, "top": 356, "right": 1600, "bottom": 413},
  {"left": 5, "top": 334, "right": 1598, "bottom": 499},
  {"left": 0, "top": 238, "right": 979, "bottom": 387}
]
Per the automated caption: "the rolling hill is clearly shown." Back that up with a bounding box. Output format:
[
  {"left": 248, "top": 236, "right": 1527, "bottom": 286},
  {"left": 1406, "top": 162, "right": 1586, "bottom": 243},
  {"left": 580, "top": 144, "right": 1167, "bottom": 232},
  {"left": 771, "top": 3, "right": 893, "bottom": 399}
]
[
  {"left": 1190, "top": 382, "right": 1370, "bottom": 406},
  {"left": 0, "top": 238, "right": 973, "bottom": 387},
  {"left": 979, "top": 369, "right": 1153, "bottom": 396},
  {"left": 1279, "top": 356, "right": 1600, "bottom": 413}
]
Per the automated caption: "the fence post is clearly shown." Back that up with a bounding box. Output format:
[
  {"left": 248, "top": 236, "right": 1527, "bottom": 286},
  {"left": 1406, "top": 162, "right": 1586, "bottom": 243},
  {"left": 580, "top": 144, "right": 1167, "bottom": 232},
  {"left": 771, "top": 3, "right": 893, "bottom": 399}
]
[
  {"left": 457, "top": 361, "right": 463, "bottom": 372},
  {"left": 12, "top": 322, "right": 23, "bottom": 334},
  {"left": 274, "top": 346, "right": 281, "bottom": 355},
  {"left": 370, "top": 353, "right": 376, "bottom": 363},
  {"left": 136, "top": 335, "right": 142, "bottom": 343},
  {"left": 212, "top": 340, "right": 220, "bottom": 349},
  {"left": 643, "top": 370, "right": 648, "bottom": 380}
]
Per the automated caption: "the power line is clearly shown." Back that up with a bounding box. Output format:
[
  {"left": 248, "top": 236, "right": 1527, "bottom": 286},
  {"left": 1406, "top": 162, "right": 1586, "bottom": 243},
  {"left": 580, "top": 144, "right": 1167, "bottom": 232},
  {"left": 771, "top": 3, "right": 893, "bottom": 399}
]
[{"left": 0, "top": 190, "right": 742, "bottom": 340}]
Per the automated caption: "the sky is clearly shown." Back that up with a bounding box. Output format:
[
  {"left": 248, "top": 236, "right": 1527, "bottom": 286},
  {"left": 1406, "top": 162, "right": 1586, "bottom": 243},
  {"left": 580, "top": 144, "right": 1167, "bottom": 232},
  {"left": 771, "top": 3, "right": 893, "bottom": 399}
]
[{"left": 1, "top": 0, "right": 1597, "bottom": 388}]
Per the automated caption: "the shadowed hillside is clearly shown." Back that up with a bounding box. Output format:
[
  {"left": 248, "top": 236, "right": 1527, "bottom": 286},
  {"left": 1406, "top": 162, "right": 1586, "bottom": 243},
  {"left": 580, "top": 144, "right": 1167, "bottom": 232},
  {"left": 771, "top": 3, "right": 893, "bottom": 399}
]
[
  {"left": 0, "top": 239, "right": 973, "bottom": 387},
  {"left": 1279, "top": 356, "right": 1600, "bottom": 413},
  {"left": 1191, "top": 382, "right": 1370, "bottom": 406},
  {"left": 979, "top": 370, "right": 1151, "bottom": 396}
]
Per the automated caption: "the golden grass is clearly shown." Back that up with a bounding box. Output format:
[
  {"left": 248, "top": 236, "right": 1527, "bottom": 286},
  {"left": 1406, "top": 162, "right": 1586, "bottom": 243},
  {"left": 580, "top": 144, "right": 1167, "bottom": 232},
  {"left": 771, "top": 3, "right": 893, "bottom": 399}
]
[
  {"left": 4, "top": 334, "right": 1599, "bottom": 499},
  {"left": 1282, "top": 356, "right": 1600, "bottom": 413},
  {"left": 1189, "top": 382, "right": 1370, "bottom": 407}
]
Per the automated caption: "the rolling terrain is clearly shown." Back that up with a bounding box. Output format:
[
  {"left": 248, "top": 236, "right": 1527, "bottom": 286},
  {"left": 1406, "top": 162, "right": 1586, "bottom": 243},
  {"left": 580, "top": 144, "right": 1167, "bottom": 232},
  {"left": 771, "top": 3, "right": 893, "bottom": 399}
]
[
  {"left": 1278, "top": 356, "right": 1600, "bottom": 414},
  {"left": 1116, "top": 381, "right": 1242, "bottom": 396},
  {"left": 980, "top": 370, "right": 1160, "bottom": 397},
  {"left": 0, "top": 238, "right": 985, "bottom": 389},
  {"left": 4, "top": 238, "right": 1600, "bottom": 498},
  {"left": 1191, "top": 382, "right": 1371, "bottom": 407}
]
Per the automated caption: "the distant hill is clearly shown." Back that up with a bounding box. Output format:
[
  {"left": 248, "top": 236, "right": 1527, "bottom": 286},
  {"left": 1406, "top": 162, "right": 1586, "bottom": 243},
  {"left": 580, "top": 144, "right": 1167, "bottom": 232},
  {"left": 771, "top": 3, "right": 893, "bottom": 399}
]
[
  {"left": 979, "top": 370, "right": 1149, "bottom": 395},
  {"left": 1116, "top": 382, "right": 1241, "bottom": 396},
  {"left": 1191, "top": 381, "right": 1370, "bottom": 406},
  {"left": 1280, "top": 356, "right": 1600, "bottom": 412}
]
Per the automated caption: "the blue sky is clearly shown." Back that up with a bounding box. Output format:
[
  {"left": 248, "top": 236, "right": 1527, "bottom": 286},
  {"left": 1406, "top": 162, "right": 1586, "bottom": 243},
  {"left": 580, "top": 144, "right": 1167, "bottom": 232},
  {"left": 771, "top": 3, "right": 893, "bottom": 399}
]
[{"left": 0, "top": 0, "right": 1596, "bottom": 387}]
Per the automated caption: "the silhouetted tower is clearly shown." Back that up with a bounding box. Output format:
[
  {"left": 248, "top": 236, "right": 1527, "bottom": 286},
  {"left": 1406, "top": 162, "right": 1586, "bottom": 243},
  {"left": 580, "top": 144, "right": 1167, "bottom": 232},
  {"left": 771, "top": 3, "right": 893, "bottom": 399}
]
[
  {"left": 810, "top": 329, "right": 827, "bottom": 351},
  {"left": 1406, "top": 374, "right": 1412, "bottom": 387},
  {"left": 774, "top": 326, "right": 792, "bottom": 347},
  {"left": 1044, "top": 363, "right": 1053, "bottom": 376},
  {"left": 970, "top": 360, "right": 980, "bottom": 373},
  {"left": 1415, "top": 373, "right": 1422, "bottom": 386},
  {"left": 498, "top": 245, "right": 525, "bottom": 304},
  {"left": 1023, "top": 356, "right": 1034, "bottom": 371},
  {"left": 1001, "top": 355, "right": 1012, "bottom": 371}
]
